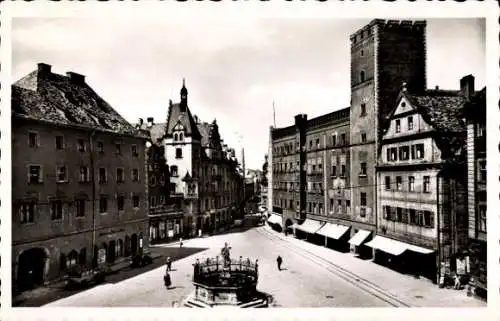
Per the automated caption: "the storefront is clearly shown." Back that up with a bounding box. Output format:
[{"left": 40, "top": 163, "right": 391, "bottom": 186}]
[
  {"left": 293, "top": 219, "right": 324, "bottom": 241},
  {"left": 149, "top": 213, "right": 184, "bottom": 244},
  {"left": 348, "top": 229, "right": 373, "bottom": 259},
  {"left": 316, "top": 223, "right": 350, "bottom": 252}
]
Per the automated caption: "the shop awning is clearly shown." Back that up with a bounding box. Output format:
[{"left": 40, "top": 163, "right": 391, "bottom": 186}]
[
  {"left": 316, "top": 223, "right": 350, "bottom": 240},
  {"left": 348, "top": 230, "right": 372, "bottom": 246},
  {"left": 294, "top": 219, "right": 324, "bottom": 234},
  {"left": 267, "top": 214, "right": 282, "bottom": 227},
  {"left": 365, "top": 236, "right": 435, "bottom": 256}
]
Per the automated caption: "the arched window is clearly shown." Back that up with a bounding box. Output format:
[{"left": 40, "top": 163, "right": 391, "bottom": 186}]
[
  {"left": 360, "top": 70, "right": 365, "bottom": 83},
  {"left": 174, "top": 133, "right": 178, "bottom": 141},
  {"left": 179, "top": 132, "right": 184, "bottom": 141}
]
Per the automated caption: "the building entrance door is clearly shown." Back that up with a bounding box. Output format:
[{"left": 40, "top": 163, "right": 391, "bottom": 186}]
[{"left": 17, "top": 248, "right": 47, "bottom": 291}]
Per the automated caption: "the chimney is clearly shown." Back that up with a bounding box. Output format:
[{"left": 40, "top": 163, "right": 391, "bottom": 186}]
[
  {"left": 66, "top": 71, "right": 86, "bottom": 84},
  {"left": 460, "top": 74, "right": 475, "bottom": 101},
  {"left": 37, "top": 63, "right": 52, "bottom": 76},
  {"left": 138, "top": 118, "right": 144, "bottom": 126},
  {"left": 147, "top": 117, "right": 154, "bottom": 127}
]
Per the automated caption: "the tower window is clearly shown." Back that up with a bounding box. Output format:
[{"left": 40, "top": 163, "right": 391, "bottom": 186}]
[
  {"left": 360, "top": 70, "right": 365, "bottom": 83},
  {"left": 176, "top": 148, "right": 183, "bottom": 159},
  {"left": 360, "top": 103, "right": 366, "bottom": 116},
  {"left": 360, "top": 49, "right": 364, "bottom": 57}
]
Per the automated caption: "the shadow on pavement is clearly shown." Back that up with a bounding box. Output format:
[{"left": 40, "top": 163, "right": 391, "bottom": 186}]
[{"left": 14, "top": 246, "right": 208, "bottom": 307}]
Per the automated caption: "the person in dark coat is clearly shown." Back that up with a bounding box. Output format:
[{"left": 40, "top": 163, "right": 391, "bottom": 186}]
[
  {"left": 276, "top": 255, "right": 283, "bottom": 271},
  {"left": 164, "top": 271, "right": 172, "bottom": 289},
  {"left": 166, "top": 257, "right": 172, "bottom": 271}
]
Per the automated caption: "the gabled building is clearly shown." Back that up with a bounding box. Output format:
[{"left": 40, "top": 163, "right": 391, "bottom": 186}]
[
  {"left": 373, "top": 78, "right": 471, "bottom": 282},
  {"left": 12, "top": 63, "right": 149, "bottom": 291},
  {"left": 161, "top": 80, "right": 243, "bottom": 236}
]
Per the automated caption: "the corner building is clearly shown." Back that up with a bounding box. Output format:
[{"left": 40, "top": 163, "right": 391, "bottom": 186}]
[{"left": 12, "top": 63, "right": 149, "bottom": 291}]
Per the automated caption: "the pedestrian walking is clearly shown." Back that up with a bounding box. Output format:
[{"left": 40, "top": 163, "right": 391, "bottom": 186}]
[
  {"left": 454, "top": 273, "right": 461, "bottom": 290},
  {"left": 179, "top": 238, "right": 183, "bottom": 248},
  {"left": 276, "top": 255, "right": 283, "bottom": 271},
  {"left": 164, "top": 271, "right": 172, "bottom": 289},
  {"left": 166, "top": 257, "right": 172, "bottom": 271}
]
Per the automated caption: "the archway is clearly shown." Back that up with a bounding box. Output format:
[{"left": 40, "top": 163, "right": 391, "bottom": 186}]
[
  {"left": 17, "top": 248, "right": 48, "bottom": 291},
  {"left": 131, "top": 234, "right": 138, "bottom": 255}
]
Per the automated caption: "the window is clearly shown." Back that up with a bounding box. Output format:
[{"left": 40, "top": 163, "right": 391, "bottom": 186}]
[
  {"left": 396, "top": 207, "right": 403, "bottom": 222},
  {"left": 56, "top": 136, "right": 64, "bottom": 149},
  {"left": 316, "top": 139, "right": 320, "bottom": 149},
  {"left": 476, "top": 123, "right": 485, "bottom": 137},
  {"left": 361, "top": 132, "right": 367, "bottom": 143},
  {"left": 99, "top": 168, "right": 107, "bottom": 184},
  {"left": 407, "top": 116, "right": 414, "bottom": 130},
  {"left": 79, "top": 166, "right": 89, "bottom": 183},
  {"left": 99, "top": 196, "right": 108, "bottom": 213},
  {"left": 331, "top": 165, "right": 337, "bottom": 177},
  {"left": 77, "top": 139, "right": 86, "bottom": 152},
  {"left": 132, "top": 195, "right": 140, "bottom": 208},
  {"left": 332, "top": 135, "right": 337, "bottom": 146},
  {"left": 360, "top": 70, "right": 365, "bottom": 83},
  {"left": 50, "top": 200, "right": 63, "bottom": 220},
  {"left": 116, "top": 168, "right": 125, "bottom": 183},
  {"left": 116, "top": 195, "right": 125, "bottom": 211},
  {"left": 385, "top": 176, "right": 391, "bottom": 190},
  {"left": 409, "top": 209, "right": 417, "bottom": 224},
  {"left": 395, "top": 119, "right": 401, "bottom": 133},
  {"left": 360, "top": 162, "right": 367, "bottom": 176},
  {"left": 159, "top": 175, "right": 165, "bottom": 185},
  {"left": 319, "top": 203, "right": 323, "bottom": 214},
  {"left": 346, "top": 200, "right": 351, "bottom": 214},
  {"left": 360, "top": 192, "right": 367, "bottom": 206},
  {"left": 75, "top": 199, "right": 85, "bottom": 217},
  {"left": 341, "top": 134, "right": 346, "bottom": 145},
  {"left": 423, "top": 176, "right": 430, "bottom": 193},
  {"left": 396, "top": 176, "right": 402, "bottom": 191},
  {"left": 341, "top": 165, "right": 346, "bottom": 177},
  {"left": 423, "top": 211, "right": 433, "bottom": 227},
  {"left": 408, "top": 176, "right": 415, "bottom": 192},
  {"left": 56, "top": 166, "right": 67, "bottom": 182},
  {"left": 132, "top": 145, "right": 138, "bottom": 157},
  {"left": 360, "top": 103, "right": 366, "bottom": 116},
  {"left": 150, "top": 175, "right": 156, "bottom": 186},
  {"left": 29, "top": 132, "right": 39, "bottom": 148},
  {"left": 412, "top": 143, "right": 425, "bottom": 159},
  {"left": 115, "top": 143, "right": 122, "bottom": 155},
  {"left": 28, "top": 165, "right": 43, "bottom": 184},
  {"left": 179, "top": 132, "right": 184, "bottom": 141},
  {"left": 97, "top": 141, "right": 104, "bottom": 153},
  {"left": 478, "top": 205, "right": 486, "bottom": 232},
  {"left": 360, "top": 49, "right": 364, "bottom": 57},
  {"left": 176, "top": 148, "right": 183, "bottom": 159},
  {"left": 330, "top": 199, "right": 334, "bottom": 212},
  {"left": 132, "top": 169, "right": 139, "bottom": 182},
  {"left": 20, "top": 202, "right": 35, "bottom": 224},
  {"left": 388, "top": 147, "right": 397, "bottom": 161},
  {"left": 399, "top": 146, "right": 410, "bottom": 161},
  {"left": 289, "top": 199, "right": 293, "bottom": 209},
  {"left": 478, "top": 160, "right": 486, "bottom": 182}
]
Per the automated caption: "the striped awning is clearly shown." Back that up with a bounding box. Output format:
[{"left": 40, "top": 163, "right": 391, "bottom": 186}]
[{"left": 316, "top": 223, "right": 350, "bottom": 240}]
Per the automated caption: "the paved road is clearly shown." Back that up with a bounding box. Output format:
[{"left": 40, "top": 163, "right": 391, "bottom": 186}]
[{"left": 45, "top": 226, "right": 394, "bottom": 307}]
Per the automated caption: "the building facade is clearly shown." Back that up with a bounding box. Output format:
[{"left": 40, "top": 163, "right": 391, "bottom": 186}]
[
  {"left": 136, "top": 118, "right": 185, "bottom": 243},
  {"left": 12, "top": 63, "right": 149, "bottom": 291},
  {"left": 464, "top": 84, "right": 487, "bottom": 293},
  {"left": 375, "top": 79, "right": 471, "bottom": 281},
  {"left": 158, "top": 81, "right": 243, "bottom": 236},
  {"left": 269, "top": 19, "right": 482, "bottom": 284}
]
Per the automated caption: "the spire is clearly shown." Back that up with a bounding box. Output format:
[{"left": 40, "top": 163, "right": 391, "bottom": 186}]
[{"left": 180, "top": 78, "right": 188, "bottom": 112}]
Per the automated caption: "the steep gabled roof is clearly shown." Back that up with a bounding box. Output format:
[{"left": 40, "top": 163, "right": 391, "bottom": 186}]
[
  {"left": 197, "top": 122, "right": 211, "bottom": 147},
  {"left": 165, "top": 102, "right": 201, "bottom": 140},
  {"left": 12, "top": 65, "right": 144, "bottom": 138},
  {"left": 135, "top": 122, "right": 167, "bottom": 145}
]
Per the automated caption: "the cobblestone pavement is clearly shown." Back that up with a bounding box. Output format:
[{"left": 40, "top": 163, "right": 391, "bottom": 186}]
[{"left": 45, "top": 226, "right": 486, "bottom": 307}]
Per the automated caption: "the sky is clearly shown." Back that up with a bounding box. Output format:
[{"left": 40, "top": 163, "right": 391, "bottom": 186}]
[{"left": 12, "top": 18, "right": 485, "bottom": 170}]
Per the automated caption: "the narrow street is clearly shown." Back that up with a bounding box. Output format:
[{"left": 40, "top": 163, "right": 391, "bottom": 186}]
[{"left": 45, "top": 225, "right": 485, "bottom": 308}]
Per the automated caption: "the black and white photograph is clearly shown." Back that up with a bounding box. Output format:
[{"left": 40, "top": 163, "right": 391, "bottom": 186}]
[{"left": 1, "top": 1, "right": 498, "bottom": 319}]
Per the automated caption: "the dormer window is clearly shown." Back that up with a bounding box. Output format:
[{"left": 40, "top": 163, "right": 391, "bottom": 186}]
[{"left": 173, "top": 124, "right": 185, "bottom": 142}]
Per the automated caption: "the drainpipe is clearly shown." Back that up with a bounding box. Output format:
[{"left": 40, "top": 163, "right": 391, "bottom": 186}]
[{"left": 89, "top": 131, "right": 96, "bottom": 268}]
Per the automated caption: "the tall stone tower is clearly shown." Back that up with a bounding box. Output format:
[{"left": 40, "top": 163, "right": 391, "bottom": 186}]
[{"left": 349, "top": 19, "right": 427, "bottom": 229}]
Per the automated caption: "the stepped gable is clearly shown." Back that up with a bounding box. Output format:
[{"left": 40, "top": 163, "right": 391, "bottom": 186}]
[{"left": 12, "top": 63, "right": 143, "bottom": 138}]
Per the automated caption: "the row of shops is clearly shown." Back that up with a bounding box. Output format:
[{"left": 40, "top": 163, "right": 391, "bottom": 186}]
[{"left": 266, "top": 214, "right": 438, "bottom": 282}]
